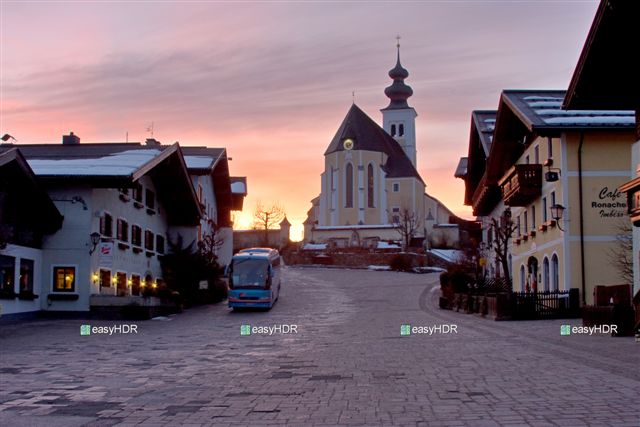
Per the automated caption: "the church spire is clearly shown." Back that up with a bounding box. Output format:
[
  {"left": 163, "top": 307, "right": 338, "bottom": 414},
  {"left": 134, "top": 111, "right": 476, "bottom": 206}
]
[{"left": 384, "top": 36, "right": 413, "bottom": 110}]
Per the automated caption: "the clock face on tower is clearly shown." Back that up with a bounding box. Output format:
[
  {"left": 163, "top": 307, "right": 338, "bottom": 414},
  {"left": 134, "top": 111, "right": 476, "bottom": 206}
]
[{"left": 343, "top": 138, "right": 354, "bottom": 150}]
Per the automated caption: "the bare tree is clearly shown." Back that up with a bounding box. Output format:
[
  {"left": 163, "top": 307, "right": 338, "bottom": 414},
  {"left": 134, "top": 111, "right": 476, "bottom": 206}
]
[
  {"left": 253, "top": 201, "right": 285, "bottom": 246},
  {"left": 197, "top": 220, "right": 226, "bottom": 268},
  {"left": 606, "top": 220, "right": 633, "bottom": 284},
  {"left": 393, "top": 207, "right": 419, "bottom": 251},
  {"left": 488, "top": 210, "right": 517, "bottom": 286}
]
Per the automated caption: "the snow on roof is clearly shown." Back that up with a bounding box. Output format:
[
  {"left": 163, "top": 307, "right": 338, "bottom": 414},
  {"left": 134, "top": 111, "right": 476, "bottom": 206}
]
[
  {"left": 184, "top": 155, "right": 214, "bottom": 169},
  {"left": 377, "top": 241, "right": 400, "bottom": 249},
  {"left": 543, "top": 116, "right": 635, "bottom": 126},
  {"left": 231, "top": 181, "right": 246, "bottom": 194},
  {"left": 523, "top": 96, "right": 564, "bottom": 101},
  {"left": 428, "top": 249, "right": 463, "bottom": 263},
  {"left": 302, "top": 243, "right": 327, "bottom": 250},
  {"left": 527, "top": 101, "right": 563, "bottom": 108},
  {"left": 27, "top": 149, "right": 162, "bottom": 176}
]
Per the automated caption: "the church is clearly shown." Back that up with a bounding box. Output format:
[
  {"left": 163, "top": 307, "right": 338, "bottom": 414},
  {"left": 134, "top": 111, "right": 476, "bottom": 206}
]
[{"left": 304, "top": 45, "right": 466, "bottom": 250}]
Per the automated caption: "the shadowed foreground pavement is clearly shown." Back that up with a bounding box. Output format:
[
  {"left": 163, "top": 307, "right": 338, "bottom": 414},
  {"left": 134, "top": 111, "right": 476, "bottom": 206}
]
[{"left": 1, "top": 267, "right": 638, "bottom": 426}]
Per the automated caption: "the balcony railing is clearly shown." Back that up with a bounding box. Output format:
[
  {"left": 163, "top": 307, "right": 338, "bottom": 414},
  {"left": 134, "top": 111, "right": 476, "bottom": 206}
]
[
  {"left": 499, "top": 164, "right": 542, "bottom": 206},
  {"left": 471, "top": 174, "right": 501, "bottom": 216}
]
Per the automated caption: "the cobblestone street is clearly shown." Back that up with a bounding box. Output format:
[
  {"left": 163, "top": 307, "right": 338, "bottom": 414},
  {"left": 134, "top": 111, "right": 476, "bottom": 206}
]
[{"left": 1, "top": 267, "right": 639, "bottom": 427}]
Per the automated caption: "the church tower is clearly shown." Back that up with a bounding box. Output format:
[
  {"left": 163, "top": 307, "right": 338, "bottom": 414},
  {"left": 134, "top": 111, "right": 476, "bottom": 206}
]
[{"left": 381, "top": 39, "right": 418, "bottom": 167}]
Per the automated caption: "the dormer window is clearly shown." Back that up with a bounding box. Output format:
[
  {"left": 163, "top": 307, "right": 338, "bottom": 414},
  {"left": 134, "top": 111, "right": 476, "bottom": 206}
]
[{"left": 390, "top": 124, "right": 396, "bottom": 137}]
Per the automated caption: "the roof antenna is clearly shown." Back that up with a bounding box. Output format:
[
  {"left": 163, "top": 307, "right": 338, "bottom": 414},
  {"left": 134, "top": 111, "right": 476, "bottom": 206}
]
[
  {"left": 1, "top": 134, "right": 17, "bottom": 142},
  {"left": 146, "top": 122, "right": 154, "bottom": 138},
  {"left": 352, "top": 90, "right": 356, "bottom": 105}
]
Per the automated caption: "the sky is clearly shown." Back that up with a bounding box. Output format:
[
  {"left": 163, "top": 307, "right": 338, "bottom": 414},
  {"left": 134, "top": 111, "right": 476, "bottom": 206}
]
[{"left": 0, "top": 1, "right": 599, "bottom": 241}]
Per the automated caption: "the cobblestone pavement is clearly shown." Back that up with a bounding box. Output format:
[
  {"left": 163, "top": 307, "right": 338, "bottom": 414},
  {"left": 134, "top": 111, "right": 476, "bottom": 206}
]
[{"left": 1, "top": 267, "right": 639, "bottom": 427}]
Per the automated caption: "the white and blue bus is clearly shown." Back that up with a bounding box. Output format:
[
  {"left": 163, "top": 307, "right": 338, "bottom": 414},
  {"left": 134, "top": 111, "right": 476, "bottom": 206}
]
[{"left": 227, "top": 248, "right": 282, "bottom": 309}]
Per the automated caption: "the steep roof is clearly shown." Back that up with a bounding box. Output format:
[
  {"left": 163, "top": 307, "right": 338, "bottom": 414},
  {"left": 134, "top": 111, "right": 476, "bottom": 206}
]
[
  {"left": 0, "top": 148, "right": 63, "bottom": 235},
  {"left": 0, "top": 142, "right": 201, "bottom": 226},
  {"left": 324, "top": 104, "right": 423, "bottom": 183},
  {"left": 564, "top": 0, "right": 640, "bottom": 110}
]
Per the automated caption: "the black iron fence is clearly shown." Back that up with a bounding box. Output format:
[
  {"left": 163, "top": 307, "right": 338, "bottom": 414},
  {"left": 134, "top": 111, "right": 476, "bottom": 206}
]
[{"left": 511, "top": 289, "right": 580, "bottom": 320}]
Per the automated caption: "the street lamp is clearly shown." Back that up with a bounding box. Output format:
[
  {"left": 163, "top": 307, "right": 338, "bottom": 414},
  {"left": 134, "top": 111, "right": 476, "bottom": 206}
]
[
  {"left": 89, "top": 232, "right": 101, "bottom": 254},
  {"left": 550, "top": 204, "right": 566, "bottom": 231}
]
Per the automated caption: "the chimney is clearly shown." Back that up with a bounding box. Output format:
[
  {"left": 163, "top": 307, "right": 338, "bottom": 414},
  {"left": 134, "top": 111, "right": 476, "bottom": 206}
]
[
  {"left": 62, "top": 132, "right": 80, "bottom": 145},
  {"left": 145, "top": 138, "right": 161, "bottom": 146}
]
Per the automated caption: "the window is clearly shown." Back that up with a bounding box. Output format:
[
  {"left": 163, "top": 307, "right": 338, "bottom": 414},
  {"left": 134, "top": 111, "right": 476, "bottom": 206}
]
[
  {"left": 551, "top": 254, "right": 559, "bottom": 291},
  {"left": 542, "top": 197, "right": 548, "bottom": 222},
  {"left": 516, "top": 216, "right": 521, "bottom": 236},
  {"left": 116, "top": 219, "right": 129, "bottom": 242},
  {"left": 399, "top": 123, "right": 404, "bottom": 137},
  {"left": 487, "top": 226, "right": 493, "bottom": 248},
  {"left": 543, "top": 257, "right": 550, "bottom": 292},
  {"left": 390, "top": 124, "right": 396, "bottom": 136},
  {"left": 145, "top": 230, "right": 155, "bottom": 251},
  {"left": 99, "top": 269, "right": 111, "bottom": 288},
  {"left": 53, "top": 266, "right": 75, "bottom": 292},
  {"left": 100, "top": 212, "right": 113, "bottom": 237},
  {"left": 0, "top": 255, "right": 15, "bottom": 293},
  {"left": 525, "top": 155, "right": 530, "bottom": 165},
  {"left": 131, "top": 275, "right": 141, "bottom": 296},
  {"left": 534, "top": 145, "right": 540, "bottom": 164},
  {"left": 531, "top": 206, "right": 536, "bottom": 229},
  {"left": 198, "top": 184, "right": 203, "bottom": 202},
  {"left": 145, "top": 188, "right": 155, "bottom": 210},
  {"left": 156, "top": 235, "right": 165, "bottom": 255},
  {"left": 550, "top": 191, "right": 556, "bottom": 219},
  {"left": 367, "top": 164, "right": 374, "bottom": 208},
  {"left": 393, "top": 182, "right": 400, "bottom": 192},
  {"left": 132, "top": 225, "right": 142, "bottom": 247},
  {"left": 520, "top": 265, "right": 526, "bottom": 292},
  {"left": 547, "top": 137, "right": 553, "bottom": 159},
  {"left": 345, "top": 163, "right": 354, "bottom": 208},
  {"left": 116, "top": 272, "right": 127, "bottom": 296},
  {"left": 19, "top": 259, "right": 34, "bottom": 292},
  {"left": 133, "top": 183, "right": 143, "bottom": 203},
  {"left": 523, "top": 211, "right": 528, "bottom": 234}
]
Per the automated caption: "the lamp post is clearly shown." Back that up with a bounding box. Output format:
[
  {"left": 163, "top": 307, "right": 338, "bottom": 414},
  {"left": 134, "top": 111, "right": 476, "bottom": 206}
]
[{"left": 550, "top": 204, "right": 566, "bottom": 231}]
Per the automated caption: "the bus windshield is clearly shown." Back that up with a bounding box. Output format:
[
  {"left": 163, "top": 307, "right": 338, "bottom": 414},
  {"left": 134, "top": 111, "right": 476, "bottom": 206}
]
[{"left": 230, "top": 258, "right": 269, "bottom": 288}]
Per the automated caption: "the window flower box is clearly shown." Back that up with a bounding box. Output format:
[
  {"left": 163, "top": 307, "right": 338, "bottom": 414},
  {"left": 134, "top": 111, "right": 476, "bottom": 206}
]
[
  {"left": 145, "top": 251, "right": 155, "bottom": 258},
  {"left": 117, "top": 242, "right": 130, "bottom": 251},
  {"left": 0, "top": 290, "right": 17, "bottom": 300},
  {"left": 47, "top": 293, "right": 79, "bottom": 301},
  {"left": 529, "top": 230, "right": 536, "bottom": 238},
  {"left": 133, "top": 201, "right": 144, "bottom": 209},
  {"left": 513, "top": 238, "right": 521, "bottom": 245},
  {"left": 546, "top": 220, "right": 557, "bottom": 228},
  {"left": 146, "top": 208, "right": 156, "bottom": 216},
  {"left": 119, "top": 194, "right": 130, "bottom": 203},
  {"left": 18, "top": 290, "right": 39, "bottom": 300},
  {"left": 132, "top": 247, "right": 143, "bottom": 254},
  {"left": 539, "top": 224, "right": 547, "bottom": 232},
  {"left": 521, "top": 234, "right": 529, "bottom": 242}
]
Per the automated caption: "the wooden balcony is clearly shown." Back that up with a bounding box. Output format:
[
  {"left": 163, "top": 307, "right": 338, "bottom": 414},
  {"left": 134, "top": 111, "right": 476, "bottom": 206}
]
[
  {"left": 471, "top": 174, "right": 501, "bottom": 216},
  {"left": 499, "top": 164, "right": 542, "bottom": 207}
]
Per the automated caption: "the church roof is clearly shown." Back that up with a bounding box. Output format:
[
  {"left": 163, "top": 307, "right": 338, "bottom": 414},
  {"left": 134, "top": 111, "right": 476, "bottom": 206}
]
[{"left": 324, "top": 104, "right": 424, "bottom": 183}]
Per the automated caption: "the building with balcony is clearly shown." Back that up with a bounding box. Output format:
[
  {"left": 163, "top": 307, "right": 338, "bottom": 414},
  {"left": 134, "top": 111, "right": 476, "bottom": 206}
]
[
  {"left": 458, "top": 90, "right": 636, "bottom": 305},
  {"left": 0, "top": 135, "right": 245, "bottom": 319}
]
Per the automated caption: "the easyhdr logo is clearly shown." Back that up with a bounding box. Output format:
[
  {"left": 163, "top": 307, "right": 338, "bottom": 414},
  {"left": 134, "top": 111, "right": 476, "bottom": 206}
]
[
  {"left": 80, "top": 324, "right": 138, "bottom": 335},
  {"left": 560, "top": 324, "right": 617, "bottom": 335},
  {"left": 400, "top": 324, "right": 458, "bottom": 336}
]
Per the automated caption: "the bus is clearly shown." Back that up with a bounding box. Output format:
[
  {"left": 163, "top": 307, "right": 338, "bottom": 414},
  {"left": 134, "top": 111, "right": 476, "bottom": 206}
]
[{"left": 227, "top": 248, "right": 282, "bottom": 309}]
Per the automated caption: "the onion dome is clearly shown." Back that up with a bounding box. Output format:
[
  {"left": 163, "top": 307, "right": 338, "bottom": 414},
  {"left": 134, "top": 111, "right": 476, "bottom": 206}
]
[{"left": 384, "top": 43, "right": 413, "bottom": 109}]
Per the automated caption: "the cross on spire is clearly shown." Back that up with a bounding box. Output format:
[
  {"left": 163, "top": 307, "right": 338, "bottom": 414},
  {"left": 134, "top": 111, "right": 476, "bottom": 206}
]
[{"left": 396, "top": 34, "right": 401, "bottom": 49}]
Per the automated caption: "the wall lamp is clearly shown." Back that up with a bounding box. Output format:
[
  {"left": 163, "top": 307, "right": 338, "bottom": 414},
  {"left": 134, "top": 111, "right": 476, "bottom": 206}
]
[
  {"left": 550, "top": 204, "right": 566, "bottom": 231},
  {"left": 89, "top": 232, "right": 101, "bottom": 254}
]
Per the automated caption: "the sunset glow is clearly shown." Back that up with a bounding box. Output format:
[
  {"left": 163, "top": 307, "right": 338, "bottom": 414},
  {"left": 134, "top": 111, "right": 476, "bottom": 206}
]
[{"left": 0, "top": 2, "right": 600, "bottom": 241}]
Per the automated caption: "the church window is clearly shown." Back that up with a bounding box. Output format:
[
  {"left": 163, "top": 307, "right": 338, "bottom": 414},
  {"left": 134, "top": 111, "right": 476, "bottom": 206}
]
[
  {"left": 393, "top": 182, "right": 400, "bottom": 192},
  {"left": 390, "top": 124, "right": 396, "bottom": 137},
  {"left": 399, "top": 123, "right": 404, "bottom": 137},
  {"left": 392, "top": 207, "right": 400, "bottom": 224},
  {"left": 367, "top": 164, "right": 374, "bottom": 208},
  {"left": 345, "top": 163, "right": 354, "bottom": 208}
]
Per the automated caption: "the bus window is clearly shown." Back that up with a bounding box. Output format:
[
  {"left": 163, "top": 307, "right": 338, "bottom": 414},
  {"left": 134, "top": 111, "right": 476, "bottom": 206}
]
[{"left": 230, "top": 259, "right": 269, "bottom": 288}]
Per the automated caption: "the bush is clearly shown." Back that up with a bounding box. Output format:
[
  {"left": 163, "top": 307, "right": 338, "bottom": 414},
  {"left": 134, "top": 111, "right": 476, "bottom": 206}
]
[
  {"left": 449, "top": 269, "right": 471, "bottom": 293},
  {"left": 439, "top": 271, "right": 450, "bottom": 288},
  {"left": 389, "top": 254, "right": 413, "bottom": 272}
]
